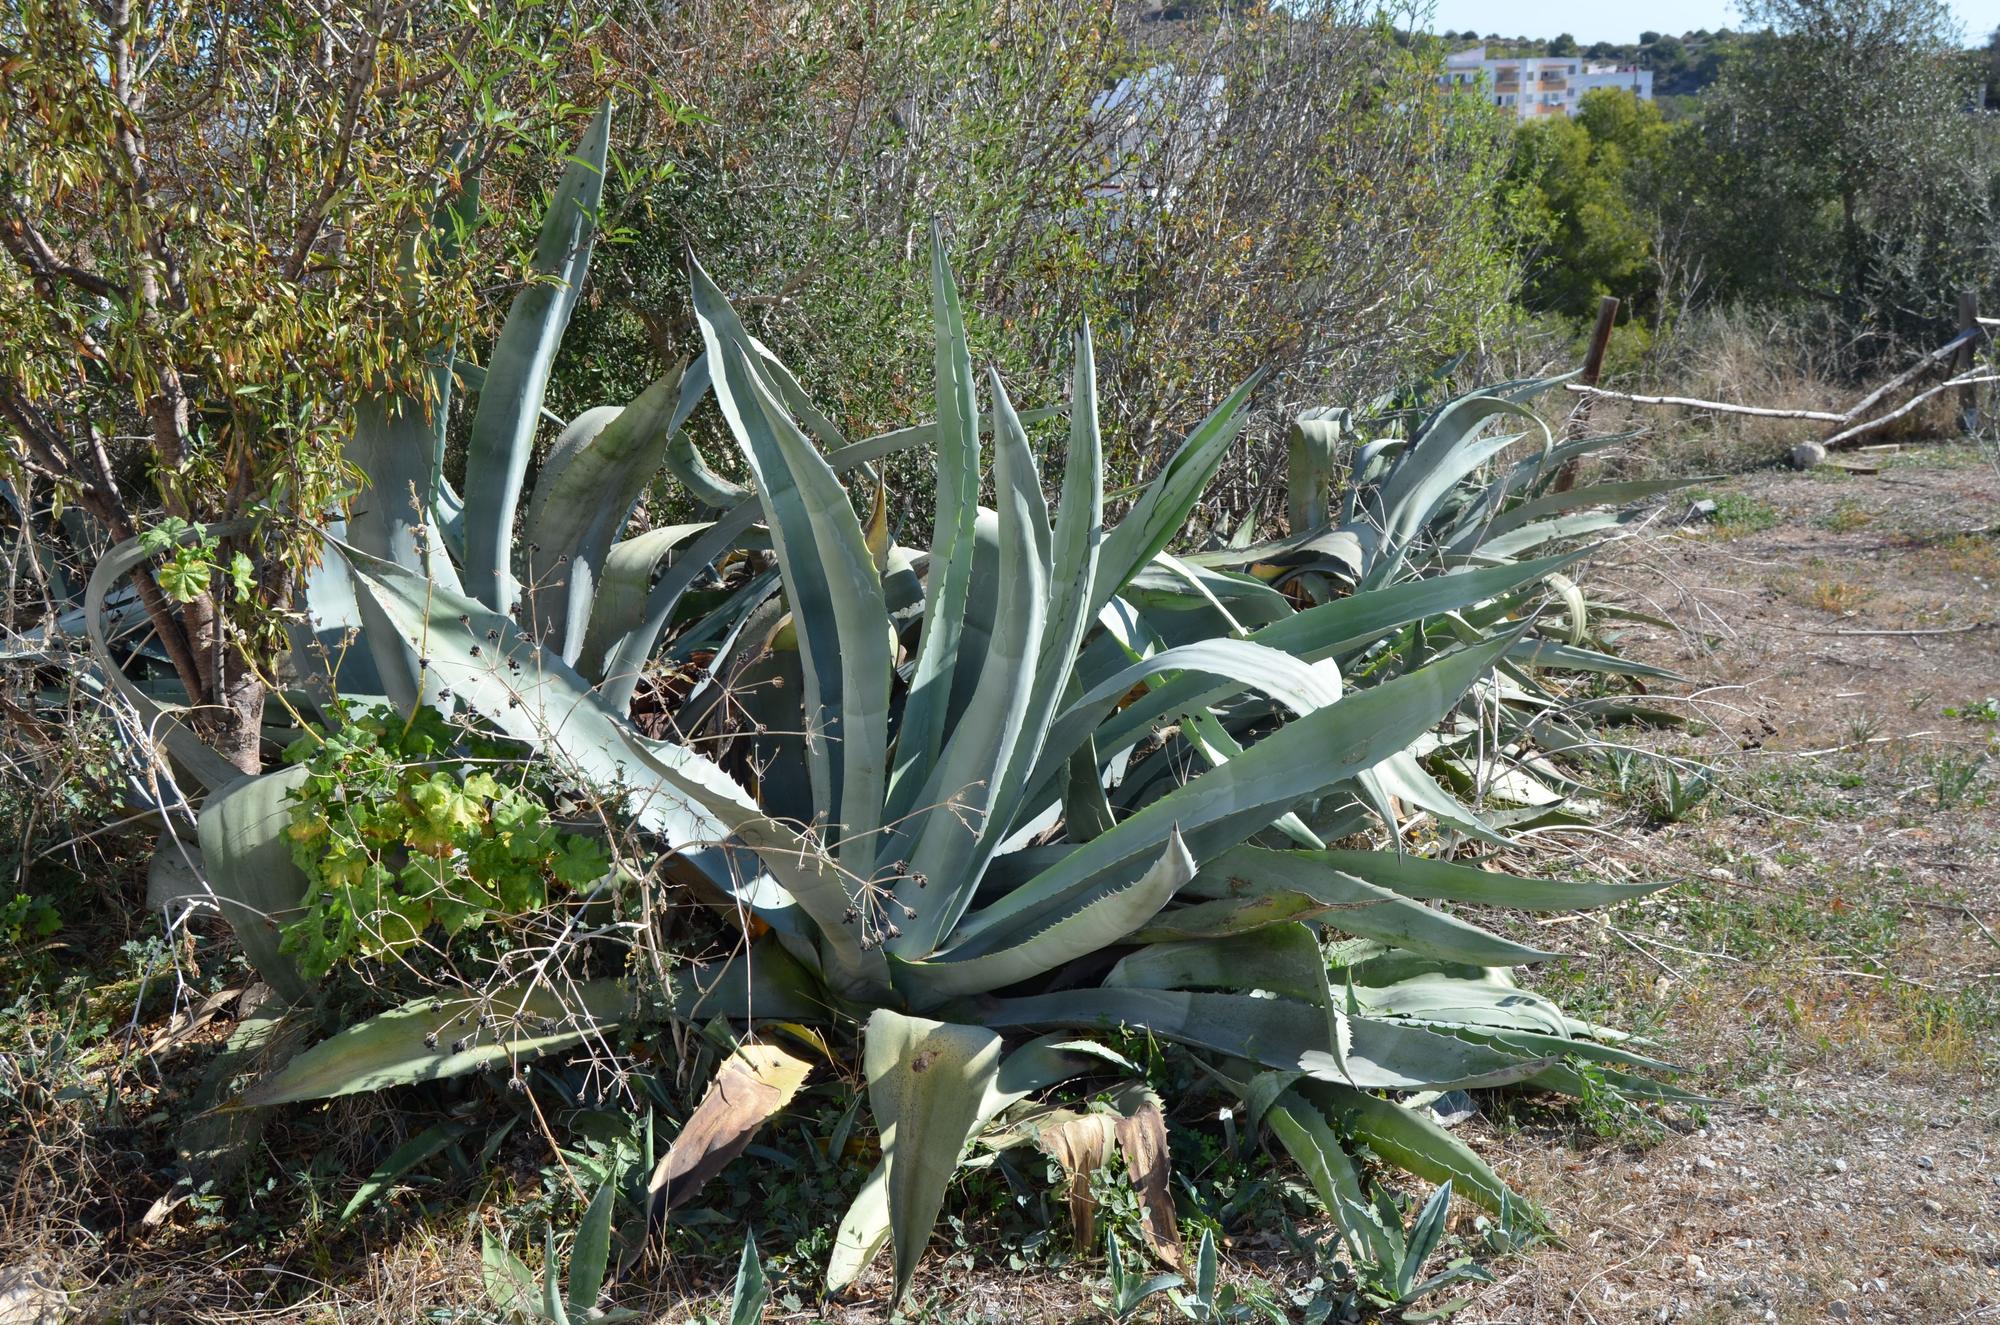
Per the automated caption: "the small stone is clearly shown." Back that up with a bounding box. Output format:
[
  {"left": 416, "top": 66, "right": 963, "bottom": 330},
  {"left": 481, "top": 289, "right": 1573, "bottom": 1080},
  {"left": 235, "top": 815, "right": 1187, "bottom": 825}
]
[
  {"left": 1828, "top": 1157, "right": 1848, "bottom": 1174},
  {"left": 1921, "top": 1198, "right": 1943, "bottom": 1214},
  {"left": 0, "top": 1267, "right": 65, "bottom": 1325},
  {"left": 1791, "top": 440, "right": 1827, "bottom": 470},
  {"left": 1916, "top": 1154, "right": 1935, "bottom": 1171},
  {"left": 1828, "top": 1302, "right": 1851, "bottom": 1320},
  {"left": 1694, "top": 1155, "right": 1717, "bottom": 1173}
]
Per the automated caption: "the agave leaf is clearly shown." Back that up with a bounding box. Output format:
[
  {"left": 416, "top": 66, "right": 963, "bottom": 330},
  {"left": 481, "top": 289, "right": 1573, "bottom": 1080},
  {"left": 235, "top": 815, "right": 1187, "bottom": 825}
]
[
  {"left": 1263, "top": 1089, "right": 1399, "bottom": 1265},
  {"left": 662, "top": 353, "right": 753, "bottom": 506},
  {"left": 243, "top": 946, "right": 821, "bottom": 1108},
  {"left": 1110, "top": 1084, "right": 1183, "bottom": 1267},
  {"left": 541, "top": 1228, "right": 571, "bottom": 1325},
  {"left": 1176, "top": 846, "right": 1561, "bottom": 967},
  {"left": 1353, "top": 966, "right": 1570, "bottom": 1037},
  {"left": 864, "top": 1010, "right": 1003, "bottom": 1305},
  {"left": 1034, "top": 1108, "right": 1116, "bottom": 1248},
  {"left": 1287, "top": 408, "right": 1349, "bottom": 533},
  {"left": 827, "top": 1031, "right": 1115, "bottom": 1296},
  {"left": 1372, "top": 428, "right": 1533, "bottom": 584},
  {"left": 1525, "top": 1060, "right": 1710, "bottom": 1104},
  {"left": 889, "top": 373, "right": 1052, "bottom": 953},
  {"left": 1308, "top": 1082, "right": 1513, "bottom": 1215},
  {"left": 594, "top": 505, "right": 764, "bottom": 710},
  {"left": 728, "top": 1235, "right": 769, "bottom": 1325},
  {"left": 196, "top": 765, "right": 315, "bottom": 1004},
  {"left": 1018, "top": 637, "right": 1342, "bottom": 835},
  {"left": 1465, "top": 476, "right": 1703, "bottom": 552},
  {"left": 1510, "top": 638, "right": 1682, "bottom": 681},
  {"left": 897, "top": 830, "right": 1194, "bottom": 1005},
  {"left": 1090, "top": 373, "right": 1259, "bottom": 618},
  {"left": 692, "top": 258, "right": 891, "bottom": 882},
  {"left": 972, "top": 324, "right": 1106, "bottom": 858},
  {"left": 462, "top": 102, "right": 613, "bottom": 612},
  {"left": 1309, "top": 847, "right": 1665, "bottom": 911},
  {"left": 967, "top": 987, "right": 1548, "bottom": 1091},
  {"left": 1088, "top": 550, "right": 1590, "bottom": 765},
  {"left": 646, "top": 1041, "right": 814, "bottom": 1218},
  {"left": 885, "top": 226, "right": 984, "bottom": 826},
  {"left": 568, "top": 1176, "right": 617, "bottom": 1319},
  {"left": 1477, "top": 509, "right": 1635, "bottom": 560},
  {"left": 481, "top": 1230, "right": 539, "bottom": 1319},
  {"left": 571, "top": 521, "right": 720, "bottom": 685},
  {"left": 959, "top": 631, "right": 1520, "bottom": 953},
  {"left": 523, "top": 362, "right": 688, "bottom": 662},
  {"left": 243, "top": 978, "right": 638, "bottom": 1107},
  {"left": 339, "top": 1122, "right": 466, "bottom": 1221},
  {"left": 348, "top": 389, "right": 462, "bottom": 709}
]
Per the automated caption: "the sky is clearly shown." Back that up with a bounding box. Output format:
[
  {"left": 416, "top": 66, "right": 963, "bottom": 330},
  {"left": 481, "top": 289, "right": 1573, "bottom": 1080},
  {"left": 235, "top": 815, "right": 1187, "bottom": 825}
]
[{"left": 1418, "top": 1, "right": 1998, "bottom": 45}]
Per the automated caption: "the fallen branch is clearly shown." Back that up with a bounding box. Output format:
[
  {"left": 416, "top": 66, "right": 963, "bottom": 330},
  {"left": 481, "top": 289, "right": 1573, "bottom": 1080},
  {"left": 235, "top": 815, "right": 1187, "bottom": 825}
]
[
  {"left": 1562, "top": 384, "right": 1842, "bottom": 422},
  {"left": 1821, "top": 373, "right": 2000, "bottom": 450},
  {"left": 1789, "top": 621, "right": 1998, "bottom": 638},
  {"left": 1840, "top": 326, "right": 1986, "bottom": 423},
  {"left": 1564, "top": 323, "right": 1992, "bottom": 461}
]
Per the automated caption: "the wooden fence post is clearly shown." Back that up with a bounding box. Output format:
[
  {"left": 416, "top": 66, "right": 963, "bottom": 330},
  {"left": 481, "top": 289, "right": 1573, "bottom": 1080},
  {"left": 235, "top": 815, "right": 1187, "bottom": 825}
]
[
  {"left": 1956, "top": 290, "right": 1982, "bottom": 434},
  {"left": 1553, "top": 295, "right": 1619, "bottom": 493}
]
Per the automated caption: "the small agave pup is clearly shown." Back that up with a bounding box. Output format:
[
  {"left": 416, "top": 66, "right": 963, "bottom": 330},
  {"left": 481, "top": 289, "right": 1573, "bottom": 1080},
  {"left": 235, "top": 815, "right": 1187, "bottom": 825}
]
[{"left": 84, "top": 105, "right": 1697, "bottom": 1305}]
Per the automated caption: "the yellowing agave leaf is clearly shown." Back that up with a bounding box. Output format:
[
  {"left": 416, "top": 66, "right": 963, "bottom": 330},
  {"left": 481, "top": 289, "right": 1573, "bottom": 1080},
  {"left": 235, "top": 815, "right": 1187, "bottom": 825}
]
[
  {"left": 647, "top": 1040, "right": 814, "bottom": 1220},
  {"left": 1109, "top": 1085, "right": 1183, "bottom": 1268}
]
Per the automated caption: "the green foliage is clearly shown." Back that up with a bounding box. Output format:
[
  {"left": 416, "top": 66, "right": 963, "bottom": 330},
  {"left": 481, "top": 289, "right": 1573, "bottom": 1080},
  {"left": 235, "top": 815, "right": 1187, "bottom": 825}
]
[
  {"left": 1505, "top": 90, "right": 1673, "bottom": 320},
  {"left": 1169, "top": 1229, "right": 1288, "bottom": 1324},
  {"left": 278, "top": 704, "right": 608, "bottom": 981},
  {"left": 1945, "top": 697, "right": 2000, "bottom": 725},
  {"left": 481, "top": 1175, "right": 637, "bottom": 1324},
  {"left": 1097, "top": 1229, "right": 1185, "bottom": 1322},
  {"left": 1346, "top": 1181, "right": 1495, "bottom": 1319},
  {"left": 0, "top": 893, "right": 60, "bottom": 948},
  {"left": 54, "top": 105, "right": 1700, "bottom": 1314},
  {"left": 1673, "top": 0, "right": 1995, "bottom": 339},
  {"left": 0, "top": 0, "right": 643, "bottom": 770},
  {"left": 553, "top": 0, "right": 1520, "bottom": 498}
]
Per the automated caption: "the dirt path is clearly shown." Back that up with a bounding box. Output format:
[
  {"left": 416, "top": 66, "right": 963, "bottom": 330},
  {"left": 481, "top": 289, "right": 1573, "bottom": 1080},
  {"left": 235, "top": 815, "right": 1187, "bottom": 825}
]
[{"left": 1470, "top": 447, "right": 2000, "bottom": 1325}]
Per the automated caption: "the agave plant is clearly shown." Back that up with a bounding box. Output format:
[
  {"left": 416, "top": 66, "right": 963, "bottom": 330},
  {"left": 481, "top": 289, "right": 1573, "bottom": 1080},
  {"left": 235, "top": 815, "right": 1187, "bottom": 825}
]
[{"left": 79, "top": 107, "right": 1695, "bottom": 1302}]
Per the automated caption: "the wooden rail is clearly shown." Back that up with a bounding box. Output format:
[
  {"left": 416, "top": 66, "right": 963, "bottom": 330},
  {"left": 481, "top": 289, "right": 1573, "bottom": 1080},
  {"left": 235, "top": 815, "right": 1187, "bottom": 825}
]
[{"left": 1562, "top": 292, "right": 1991, "bottom": 463}]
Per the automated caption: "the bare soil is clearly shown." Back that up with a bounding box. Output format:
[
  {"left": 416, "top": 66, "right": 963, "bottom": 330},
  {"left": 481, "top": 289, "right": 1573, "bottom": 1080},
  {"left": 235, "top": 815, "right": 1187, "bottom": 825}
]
[{"left": 1466, "top": 446, "right": 2000, "bottom": 1325}]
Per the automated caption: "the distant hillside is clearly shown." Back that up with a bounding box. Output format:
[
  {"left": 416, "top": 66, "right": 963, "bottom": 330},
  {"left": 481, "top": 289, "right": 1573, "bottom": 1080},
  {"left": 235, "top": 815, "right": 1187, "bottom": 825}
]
[{"left": 1441, "top": 28, "right": 1756, "bottom": 98}]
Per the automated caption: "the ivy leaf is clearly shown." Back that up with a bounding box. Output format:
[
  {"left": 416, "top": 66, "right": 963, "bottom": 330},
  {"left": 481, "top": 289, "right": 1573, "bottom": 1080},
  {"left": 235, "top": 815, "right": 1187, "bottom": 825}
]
[{"left": 229, "top": 551, "right": 256, "bottom": 599}]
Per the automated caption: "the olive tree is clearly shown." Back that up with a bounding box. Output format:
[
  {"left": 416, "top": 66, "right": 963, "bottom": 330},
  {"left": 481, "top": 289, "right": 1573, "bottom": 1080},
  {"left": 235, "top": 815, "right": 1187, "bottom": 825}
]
[{"left": 1673, "top": 0, "right": 1995, "bottom": 344}]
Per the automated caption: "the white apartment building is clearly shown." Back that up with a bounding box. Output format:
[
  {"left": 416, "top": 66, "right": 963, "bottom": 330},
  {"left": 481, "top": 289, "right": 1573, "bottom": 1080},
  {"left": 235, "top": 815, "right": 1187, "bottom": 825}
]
[{"left": 1442, "top": 45, "right": 1654, "bottom": 120}]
